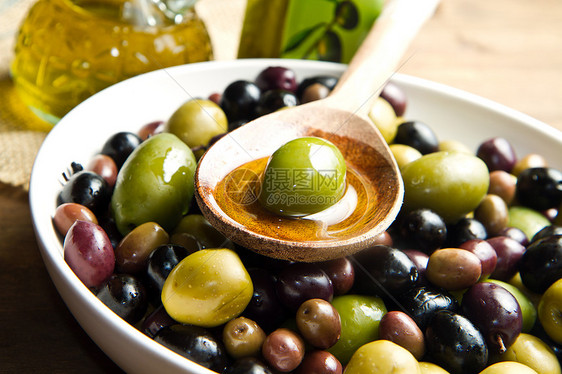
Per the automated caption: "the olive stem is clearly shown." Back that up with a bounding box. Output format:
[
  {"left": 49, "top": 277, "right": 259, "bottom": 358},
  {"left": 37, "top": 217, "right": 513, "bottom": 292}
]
[{"left": 494, "top": 334, "right": 507, "bottom": 354}]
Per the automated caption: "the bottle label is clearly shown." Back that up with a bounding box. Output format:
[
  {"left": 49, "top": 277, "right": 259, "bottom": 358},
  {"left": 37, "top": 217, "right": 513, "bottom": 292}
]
[{"left": 279, "top": 0, "right": 383, "bottom": 63}]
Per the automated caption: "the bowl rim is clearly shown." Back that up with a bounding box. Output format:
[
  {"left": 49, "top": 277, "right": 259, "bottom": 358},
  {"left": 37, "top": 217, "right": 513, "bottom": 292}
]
[{"left": 29, "top": 58, "right": 562, "bottom": 373}]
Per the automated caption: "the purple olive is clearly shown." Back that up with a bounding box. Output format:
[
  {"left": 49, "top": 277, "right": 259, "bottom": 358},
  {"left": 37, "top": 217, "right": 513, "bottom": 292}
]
[
  {"left": 380, "top": 81, "right": 407, "bottom": 117},
  {"left": 461, "top": 282, "right": 522, "bottom": 354},
  {"left": 476, "top": 137, "right": 517, "bottom": 172},
  {"left": 317, "top": 257, "right": 355, "bottom": 296},
  {"left": 255, "top": 66, "right": 298, "bottom": 93},
  {"left": 63, "top": 220, "right": 115, "bottom": 289},
  {"left": 487, "top": 236, "right": 526, "bottom": 281},
  {"left": 276, "top": 263, "right": 333, "bottom": 312}
]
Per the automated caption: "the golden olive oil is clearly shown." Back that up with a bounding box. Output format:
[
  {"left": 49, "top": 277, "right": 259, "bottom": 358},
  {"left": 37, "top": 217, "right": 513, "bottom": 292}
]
[{"left": 11, "top": 0, "right": 213, "bottom": 125}]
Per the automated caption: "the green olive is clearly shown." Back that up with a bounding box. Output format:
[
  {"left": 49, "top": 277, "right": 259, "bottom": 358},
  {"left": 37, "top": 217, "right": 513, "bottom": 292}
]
[
  {"left": 438, "top": 139, "right": 472, "bottom": 154},
  {"left": 419, "top": 362, "right": 451, "bottom": 373},
  {"left": 479, "top": 362, "right": 538, "bottom": 374},
  {"left": 401, "top": 151, "right": 489, "bottom": 223},
  {"left": 111, "top": 133, "right": 196, "bottom": 235},
  {"left": 389, "top": 144, "right": 422, "bottom": 169},
  {"left": 161, "top": 248, "right": 253, "bottom": 327},
  {"left": 259, "top": 137, "right": 347, "bottom": 216},
  {"left": 345, "top": 339, "right": 421, "bottom": 374},
  {"left": 114, "top": 221, "right": 169, "bottom": 274},
  {"left": 507, "top": 206, "right": 550, "bottom": 241},
  {"left": 368, "top": 97, "right": 398, "bottom": 144},
  {"left": 172, "top": 214, "right": 230, "bottom": 249},
  {"left": 474, "top": 194, "right": 509, "bottom": 236},
  {"left": 497, "top": 333, "right": 561, "bottom": 374},
  {"left": 222, "top": 316, "right": 266, "bottom": 359},
  {"left": 327, "top": 294, "right": 387, "bottom": 364},
  {"left": 512, "top": 153, "right": 548, "bottom": 177},
  {"left": 165, "top": 99, "right": 228, "bottom": 150}
]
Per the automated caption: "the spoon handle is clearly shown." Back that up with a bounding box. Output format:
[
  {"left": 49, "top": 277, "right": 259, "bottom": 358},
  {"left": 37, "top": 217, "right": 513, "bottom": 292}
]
[{"left": 328, "top": 0, "right": 441, "bottom": 115}]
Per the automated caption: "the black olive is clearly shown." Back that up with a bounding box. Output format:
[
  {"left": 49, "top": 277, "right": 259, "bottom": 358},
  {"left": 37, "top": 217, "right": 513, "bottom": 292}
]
[
  {"left": 446, "top": 217, "right": 487, "bottom": 247},
  {"left": 220, "top": 80, "right": 261, "bottom": 123},
  {"left": 516, "top": 167, "right": 562, "bottom": 211},
  {"left": 394, "top": 285, "right": 459, "bottom": 331},
  {"left": 425, "top": 310, "right": 488, "bottom": 374},
  {"left": 394, "top": 120, "right": 439, "bottom": 155},
  {"left": 352, "top": 245, "right": 419, "bottom": 298},
  {"left": 519, "top": 234, "right": 562, "bottom": 293},
  {"left": 225, "top": 357, "right": 273, "bottom": 374},
  {"left": 254, "top": 89, "right": 298, "bottom": 117},
  {"left": 145, "top": 244, "right": 191, "bottom": 306},
  {"left": 101, "top": 131, "right": 142, "bottom": 169},
  {"left": 154, "top": 324, "right": 228, "bottom": 373},
  {"left": 531, "top": 225, "right": 562, "bottom": 244},
  {"left": 58, "top": 170, "right": 110, "bottom": 214},
  {"left": 398, "top": 208, "right": 447, "bottom": 254},
  {"left": 96, "top": 274, "right": 148, "bottom": 325}
]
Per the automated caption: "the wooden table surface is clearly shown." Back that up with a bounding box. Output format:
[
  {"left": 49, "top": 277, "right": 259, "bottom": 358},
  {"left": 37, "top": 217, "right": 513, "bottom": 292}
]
[{"left": 1, "top": 0, "right": 561, "bottom": 372}]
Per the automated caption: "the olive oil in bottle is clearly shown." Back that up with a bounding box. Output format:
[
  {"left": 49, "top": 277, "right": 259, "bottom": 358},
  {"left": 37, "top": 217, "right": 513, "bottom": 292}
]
[{"left": 10, "top": 0, "right": 213, "bottom": 125}]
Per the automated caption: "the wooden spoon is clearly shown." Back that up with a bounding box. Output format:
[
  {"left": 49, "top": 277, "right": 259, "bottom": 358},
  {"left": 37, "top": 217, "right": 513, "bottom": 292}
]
[{"left": 195, "top": 0, "right": 440, "bottom": 262}]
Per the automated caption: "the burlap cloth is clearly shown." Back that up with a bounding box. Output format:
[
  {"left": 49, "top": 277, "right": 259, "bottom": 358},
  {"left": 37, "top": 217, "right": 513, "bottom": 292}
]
[{"left": 0, "top": 0, "right": 246, "bottom": 190}]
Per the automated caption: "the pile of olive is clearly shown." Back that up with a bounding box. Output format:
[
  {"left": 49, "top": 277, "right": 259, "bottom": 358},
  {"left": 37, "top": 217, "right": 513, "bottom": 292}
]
[{"left": 53, "top": 65, "right": 562, "bottom": 374}]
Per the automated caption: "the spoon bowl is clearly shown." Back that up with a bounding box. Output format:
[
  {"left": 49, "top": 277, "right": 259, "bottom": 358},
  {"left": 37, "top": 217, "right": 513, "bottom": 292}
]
[
  {"left": 195, "top": 0, "right": 440, "bottom": 261},
  {"left": 196, "top": 101, "right": 402, "bottom": 262}
]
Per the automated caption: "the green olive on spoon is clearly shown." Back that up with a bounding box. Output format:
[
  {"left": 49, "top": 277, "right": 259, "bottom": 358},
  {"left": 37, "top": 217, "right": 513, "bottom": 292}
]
[{"left": 195, "top": 0, "right": 441, "bottom": 262}]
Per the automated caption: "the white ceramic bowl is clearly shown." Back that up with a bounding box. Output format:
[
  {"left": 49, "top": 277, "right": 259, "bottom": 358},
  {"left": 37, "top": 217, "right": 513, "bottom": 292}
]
[{"left": 29, "top": 59, "right": 562, "bottom": 373}]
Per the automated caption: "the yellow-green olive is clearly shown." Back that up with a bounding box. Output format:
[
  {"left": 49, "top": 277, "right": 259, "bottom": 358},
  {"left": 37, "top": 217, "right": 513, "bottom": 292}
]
[
  {"left": 161, "top": 248, "right": 253, "bottom": 327},
  {"left": 165, "top": 99, "right": 228, "bottom": 150}
]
